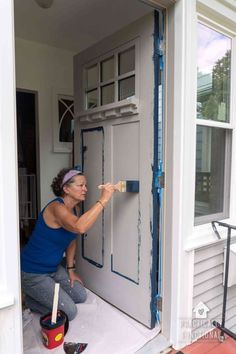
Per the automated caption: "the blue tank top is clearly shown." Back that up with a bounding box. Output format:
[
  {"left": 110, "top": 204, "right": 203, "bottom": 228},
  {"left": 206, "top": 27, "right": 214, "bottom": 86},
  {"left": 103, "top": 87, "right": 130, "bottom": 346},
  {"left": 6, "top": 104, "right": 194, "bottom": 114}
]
[{"left": 21, "top": 197, "right": 77, "bottom": 273}]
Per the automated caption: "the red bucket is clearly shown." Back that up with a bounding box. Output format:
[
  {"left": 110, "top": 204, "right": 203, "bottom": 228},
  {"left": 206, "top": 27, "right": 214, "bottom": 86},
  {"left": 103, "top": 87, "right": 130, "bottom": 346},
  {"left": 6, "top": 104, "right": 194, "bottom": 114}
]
[{"left": 40, "top": 310, "right": 69, "bottom": 349}]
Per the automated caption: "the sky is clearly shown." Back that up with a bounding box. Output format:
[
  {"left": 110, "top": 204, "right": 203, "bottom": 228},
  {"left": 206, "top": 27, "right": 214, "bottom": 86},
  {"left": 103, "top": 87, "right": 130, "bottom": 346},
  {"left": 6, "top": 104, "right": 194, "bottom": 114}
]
[{"left": 197, "top": 23, "right": 231, "bottom": 74}]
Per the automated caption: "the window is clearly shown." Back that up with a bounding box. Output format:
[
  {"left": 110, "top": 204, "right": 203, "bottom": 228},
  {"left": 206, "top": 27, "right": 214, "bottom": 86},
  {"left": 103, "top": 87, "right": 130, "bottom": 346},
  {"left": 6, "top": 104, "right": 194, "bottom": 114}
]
[
  {"left": 52, "top": 90, "right": 74, "bottom": 153},
  {"left": 58, "top": 96, "right": 74, "bottom": 143},
  {"left": 84, "top": 45, "right": 136, "bottom": 110},
  {"left": 194, "top": 22, "right": 232, "bottom": 225}
]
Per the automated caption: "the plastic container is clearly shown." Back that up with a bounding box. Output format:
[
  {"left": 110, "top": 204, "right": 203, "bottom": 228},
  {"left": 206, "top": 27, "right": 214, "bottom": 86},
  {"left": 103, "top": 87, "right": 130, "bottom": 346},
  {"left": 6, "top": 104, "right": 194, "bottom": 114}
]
[{"left": 40, "top": 310, "right": 69, "bottom": 349}]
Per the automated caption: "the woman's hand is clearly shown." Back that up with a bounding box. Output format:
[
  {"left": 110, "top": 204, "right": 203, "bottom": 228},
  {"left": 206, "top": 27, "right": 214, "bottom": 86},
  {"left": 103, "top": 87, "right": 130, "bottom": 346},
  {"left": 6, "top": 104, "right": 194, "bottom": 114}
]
[
  {"left": 68, "top": 269, "right": 84, "bottom": 287},
  {"left": 99, "top": 183, "right": 117, "bottom": 207}
]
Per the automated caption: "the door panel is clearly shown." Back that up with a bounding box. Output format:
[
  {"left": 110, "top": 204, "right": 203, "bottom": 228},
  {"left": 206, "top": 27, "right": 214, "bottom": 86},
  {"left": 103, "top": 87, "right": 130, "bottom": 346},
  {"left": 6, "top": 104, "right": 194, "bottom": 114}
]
[
  {"left": 74, "top": 12, "right": 160, "bottom": 328},
  {"left": 111, "top": 122, "right": 140, "bottom": 283},
  {"left": 82, "top": 128, "right": 104, "bottom": 267}
]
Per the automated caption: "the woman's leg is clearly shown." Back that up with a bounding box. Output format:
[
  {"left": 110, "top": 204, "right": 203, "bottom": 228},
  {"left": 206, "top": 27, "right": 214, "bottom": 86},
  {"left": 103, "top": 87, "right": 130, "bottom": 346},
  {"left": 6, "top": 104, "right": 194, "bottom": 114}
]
[
  {"left": 21, "top": 271, "right": 78, "bottom": 320},
  {"left": 24, "top": 294, "right": 49, "bottom": 315},
  {"left": 54, "top": 265, "right": 87, "bottom": 303}
]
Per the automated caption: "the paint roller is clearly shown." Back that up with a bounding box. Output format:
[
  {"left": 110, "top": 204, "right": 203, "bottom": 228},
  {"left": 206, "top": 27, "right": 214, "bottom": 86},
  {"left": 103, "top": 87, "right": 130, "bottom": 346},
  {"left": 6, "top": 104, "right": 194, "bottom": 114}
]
[{"left": 98, "top": 180, "right": 139, "bottom": 193}]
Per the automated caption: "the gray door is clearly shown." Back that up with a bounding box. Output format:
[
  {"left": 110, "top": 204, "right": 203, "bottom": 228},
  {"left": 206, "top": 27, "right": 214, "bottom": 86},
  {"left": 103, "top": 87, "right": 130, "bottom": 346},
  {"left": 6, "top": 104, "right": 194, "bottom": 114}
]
[{"left": 74, "top": 11, "right": 164, "bottom": 328}]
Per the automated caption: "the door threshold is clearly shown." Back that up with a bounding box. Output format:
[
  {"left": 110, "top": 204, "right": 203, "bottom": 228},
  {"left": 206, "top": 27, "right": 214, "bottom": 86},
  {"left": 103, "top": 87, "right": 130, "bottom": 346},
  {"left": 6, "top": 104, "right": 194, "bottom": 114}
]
[{"left": 136, "top": 332, "right": 172, "bottom": 354}]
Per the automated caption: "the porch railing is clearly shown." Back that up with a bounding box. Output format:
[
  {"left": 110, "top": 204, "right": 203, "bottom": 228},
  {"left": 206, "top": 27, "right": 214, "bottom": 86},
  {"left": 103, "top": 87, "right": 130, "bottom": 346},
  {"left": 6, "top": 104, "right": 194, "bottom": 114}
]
[
  {"left": 211, "top": 221, "right": 236, "bottom": 341},
  {"left": 18, "top": 173, "right": 37, "bottom": 220}
]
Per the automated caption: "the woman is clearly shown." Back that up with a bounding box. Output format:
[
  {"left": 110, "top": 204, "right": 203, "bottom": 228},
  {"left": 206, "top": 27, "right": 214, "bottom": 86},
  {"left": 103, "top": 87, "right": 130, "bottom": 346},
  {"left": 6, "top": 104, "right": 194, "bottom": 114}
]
[{"left": 21, "top": 168, "right": 116, "bottom": 321}]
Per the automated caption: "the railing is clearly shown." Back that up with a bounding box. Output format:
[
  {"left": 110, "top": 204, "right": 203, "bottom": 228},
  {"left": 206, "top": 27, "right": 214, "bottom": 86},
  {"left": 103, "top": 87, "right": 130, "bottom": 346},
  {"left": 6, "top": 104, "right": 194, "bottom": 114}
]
[
  {"left": 211, "top": 221, "right": 236, "bottom": 341},
  {"left": 18, "top": 173, "right": 37, "bottom": 220}
]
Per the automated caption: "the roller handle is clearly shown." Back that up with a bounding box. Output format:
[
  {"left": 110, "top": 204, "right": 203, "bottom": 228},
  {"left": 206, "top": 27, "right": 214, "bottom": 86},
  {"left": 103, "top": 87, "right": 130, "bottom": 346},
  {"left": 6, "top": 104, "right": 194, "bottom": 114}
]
[
  {"left": 51, "top": 283, "right": 60, "bottom": 324},
  {"left": 98, "top": 181, "right": 122, "bottom": 192}
]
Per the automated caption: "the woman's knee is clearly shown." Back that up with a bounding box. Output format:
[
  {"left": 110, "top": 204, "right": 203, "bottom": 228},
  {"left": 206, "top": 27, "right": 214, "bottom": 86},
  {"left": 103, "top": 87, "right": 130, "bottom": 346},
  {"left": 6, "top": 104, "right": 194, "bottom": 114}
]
[{"left": 73, "top": 285, "right": 87, "bottom": 304}]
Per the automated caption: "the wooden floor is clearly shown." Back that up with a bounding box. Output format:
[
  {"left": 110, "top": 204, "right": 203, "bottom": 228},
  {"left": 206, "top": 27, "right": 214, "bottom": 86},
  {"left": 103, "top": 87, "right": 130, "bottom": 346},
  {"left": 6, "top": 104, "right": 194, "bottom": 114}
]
[{"left": 170, "top": 329, "right": 236, "bottom": 354}]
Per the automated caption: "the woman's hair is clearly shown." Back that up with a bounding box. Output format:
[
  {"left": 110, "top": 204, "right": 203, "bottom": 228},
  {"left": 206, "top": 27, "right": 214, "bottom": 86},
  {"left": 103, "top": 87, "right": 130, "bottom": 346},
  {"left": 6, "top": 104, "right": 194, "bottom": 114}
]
[{"left": 51, "top": 168, "right": 83, "bottom": 197}]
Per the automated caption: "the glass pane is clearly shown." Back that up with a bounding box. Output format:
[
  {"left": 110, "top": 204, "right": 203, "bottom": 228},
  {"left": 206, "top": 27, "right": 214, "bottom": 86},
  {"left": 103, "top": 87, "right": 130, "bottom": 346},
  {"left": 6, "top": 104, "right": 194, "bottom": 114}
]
[
  {"left": 197, "top": 23, "right": 231, "bottom": 122},
  {"left": 86, "top": 89, "right": 98, "bottom": 109},
  {"left": 101, "top": 57, "right": 114, "bottom": 82},
  {"left": 101, "top": 83, "right": 115, "bottom": 105},
  {"left": 195, "top": 126, "right": 227, "bottom": 218},
  {"left": 58, "top": 99, "right": 74, "bottom": 142},
  {"left": 86, "top": 65, "right": 98, "bottom": 89},
  {"left": 119, "top": 47, "right": 135, "bottom": 75},
  {"left": 119, "top": 76, "right": 135, "bottom": 100}
]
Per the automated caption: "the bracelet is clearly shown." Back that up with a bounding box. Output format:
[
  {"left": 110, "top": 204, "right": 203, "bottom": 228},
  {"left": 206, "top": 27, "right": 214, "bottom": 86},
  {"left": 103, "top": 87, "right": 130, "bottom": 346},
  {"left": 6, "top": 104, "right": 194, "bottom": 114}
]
[
  {"left": 96, "top": 200, "right": 105, "bottom": 209},
  {"left": 67, "top": 266, "right": 75, "bottom": 270}
]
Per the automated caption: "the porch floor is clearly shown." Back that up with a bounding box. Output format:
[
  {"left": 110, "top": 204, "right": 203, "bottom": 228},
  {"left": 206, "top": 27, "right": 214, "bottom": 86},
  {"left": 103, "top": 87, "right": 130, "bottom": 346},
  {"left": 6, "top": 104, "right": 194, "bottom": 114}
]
[
  {"left": 170, "top": 329, "right": 236, "bottom": 354},
  {"left": 23, "top": 289, "right": 164, "bottom": 354}
]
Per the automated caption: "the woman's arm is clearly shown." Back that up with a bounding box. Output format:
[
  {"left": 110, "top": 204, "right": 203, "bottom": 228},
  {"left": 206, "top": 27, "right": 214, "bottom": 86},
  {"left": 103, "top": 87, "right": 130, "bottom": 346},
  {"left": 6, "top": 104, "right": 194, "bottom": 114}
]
[
  {"left": 66, "top": 240, "right": 83, "bottom": 286},
  {"left": 65, "top": 239, "right": 76, "bottom": 268},
  {"left": 53, "top": 183, "right": 115, "bottom": 234}
]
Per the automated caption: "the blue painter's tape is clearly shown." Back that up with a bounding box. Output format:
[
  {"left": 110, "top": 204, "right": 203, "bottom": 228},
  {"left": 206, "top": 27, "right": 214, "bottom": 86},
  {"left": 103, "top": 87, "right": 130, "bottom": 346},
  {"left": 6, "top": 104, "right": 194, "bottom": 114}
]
[{"left": 149, "top": 9, "right": 165, "bottom": 329}]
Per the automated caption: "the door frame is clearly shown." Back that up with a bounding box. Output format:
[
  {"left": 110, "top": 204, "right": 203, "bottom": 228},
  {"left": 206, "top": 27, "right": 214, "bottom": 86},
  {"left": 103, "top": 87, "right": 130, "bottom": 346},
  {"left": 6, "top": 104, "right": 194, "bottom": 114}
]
[
  {"left": 16, "top": 88, "right": 41, "bottom": 215},
  {"left": 0, "top": 0, "right": 23, "bottom": 352}
]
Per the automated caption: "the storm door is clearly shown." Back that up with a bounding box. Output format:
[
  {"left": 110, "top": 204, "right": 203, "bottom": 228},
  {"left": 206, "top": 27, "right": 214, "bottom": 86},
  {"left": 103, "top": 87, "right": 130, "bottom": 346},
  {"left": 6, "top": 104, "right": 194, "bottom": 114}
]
[{"left": 74, "top": 10, "right": 164, "bottom": 328}]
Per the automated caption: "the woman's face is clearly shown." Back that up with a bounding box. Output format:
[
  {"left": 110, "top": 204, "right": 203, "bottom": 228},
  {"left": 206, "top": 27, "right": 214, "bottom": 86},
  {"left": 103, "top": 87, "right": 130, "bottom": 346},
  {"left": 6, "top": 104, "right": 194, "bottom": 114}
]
[{"left": 64, "top": 175, "right": 87, "bottom": 202}]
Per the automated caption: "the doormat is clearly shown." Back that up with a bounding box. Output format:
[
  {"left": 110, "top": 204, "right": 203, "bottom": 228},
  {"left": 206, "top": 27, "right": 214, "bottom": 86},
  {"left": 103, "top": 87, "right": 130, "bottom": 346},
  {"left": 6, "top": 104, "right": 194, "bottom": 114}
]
[{"left": 23, "top": 289, "right": 160, "bottom": 354}]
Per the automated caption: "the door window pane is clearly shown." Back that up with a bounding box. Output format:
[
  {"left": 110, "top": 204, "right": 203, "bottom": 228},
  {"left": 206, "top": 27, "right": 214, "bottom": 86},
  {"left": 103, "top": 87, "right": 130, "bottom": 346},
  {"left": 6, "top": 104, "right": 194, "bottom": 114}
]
[
  {"left": 119, "top": 47, "right": 135, "bottom": 75},
  {"left": 86, "top": 65, "right": 98, "bottom": 89},
  {"left": 58, "top": 98, "right": 74, "bottom": 142},
  {"left": 195, "top": 126, "right": 228, "bottom": 219},
  {"left": 119, "top": 76, "right": 135, "bottom": 101},
  {"left": 197, "top": 23, "right": 231, "bottom": 122},
  {"left": 86, "top": 89, "right": 98, "bottom": 109},
  {"left": 101, "top": 83, "right": 115, "bottom": 105},
  {"left": 101, "top": 57, "right": 114, "bottom": 82}
]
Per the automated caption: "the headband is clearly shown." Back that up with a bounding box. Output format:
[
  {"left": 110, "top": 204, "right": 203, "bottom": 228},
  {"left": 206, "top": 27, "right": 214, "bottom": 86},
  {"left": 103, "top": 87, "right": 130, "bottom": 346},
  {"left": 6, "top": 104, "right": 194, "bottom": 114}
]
[{"left": 62, "top": 169, "right": 82, "bottom": 187}]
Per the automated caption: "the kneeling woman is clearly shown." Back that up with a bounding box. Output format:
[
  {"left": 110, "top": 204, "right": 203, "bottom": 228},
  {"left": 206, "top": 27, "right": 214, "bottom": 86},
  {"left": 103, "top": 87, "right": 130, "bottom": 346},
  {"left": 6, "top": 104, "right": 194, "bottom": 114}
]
[{"left": 21, "top": 168, "right": 116, "bottom": 321}]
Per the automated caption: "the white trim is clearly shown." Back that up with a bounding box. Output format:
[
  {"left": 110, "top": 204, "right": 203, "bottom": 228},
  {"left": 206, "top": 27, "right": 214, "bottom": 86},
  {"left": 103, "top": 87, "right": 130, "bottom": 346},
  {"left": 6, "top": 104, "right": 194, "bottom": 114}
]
[
  {"left": 77, "top": 97, "right": 139, "bottom": 123},
  {"left": 219, "top": 0, "right": 236, "bottom": 11},
  {"left": 198, "top": 13, "right": 236, "bottom": 36},
  {"left": 197, "top": 0, "right": 236, "bottom": 31},
  {"left": 229, "top": 35, "right": 236, "bottom": 218},
  {"left": 164, "top": 0, "right": 197, "bottom": 349},
  {"left": 186, "top": 220, "right": 236, "bottom": 251},
  {"left": 138, "top": 0, "right": 176, "bottom": 9},
  {"left": 196, "top": 119, "right": 234, "bottom": 129},
  {"left": 0, "top": 289, "right": 14, "bottom": 309},
  {"left": 0, "top": 0, "right": 23, "bottom": 352}
]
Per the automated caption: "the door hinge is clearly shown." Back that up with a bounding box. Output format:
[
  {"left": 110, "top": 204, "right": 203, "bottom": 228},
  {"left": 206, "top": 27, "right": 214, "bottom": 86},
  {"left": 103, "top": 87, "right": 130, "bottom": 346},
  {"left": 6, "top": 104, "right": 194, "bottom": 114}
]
[
  {"left": 158, "top": 39, "right": 165, "bottom": 56},
  {"left": 156, "top": 295, "right": 162, "bottom": 311},
  {"left": 154, "top": 161, "right": 165, "bottom": 190},
  {"left": 158, "top": 172, "right": 165, "bottom": 189}
]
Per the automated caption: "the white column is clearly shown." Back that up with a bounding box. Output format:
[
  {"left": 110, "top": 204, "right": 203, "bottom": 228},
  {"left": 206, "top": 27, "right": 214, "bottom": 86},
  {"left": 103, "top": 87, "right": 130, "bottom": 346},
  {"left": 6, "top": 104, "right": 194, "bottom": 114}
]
[
  {"left": 163, "top": 0, "right": 197, "bottom": 349},
  {"left": 0, "top": 0, "right": 23, "bottom": 353}
]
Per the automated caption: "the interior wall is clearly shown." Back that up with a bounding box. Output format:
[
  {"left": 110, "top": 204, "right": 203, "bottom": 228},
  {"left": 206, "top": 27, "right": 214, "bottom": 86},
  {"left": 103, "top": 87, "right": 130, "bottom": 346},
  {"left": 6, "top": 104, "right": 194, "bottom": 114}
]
[{"left": 15, "top": 38, "right": 75, "bottom": 207}]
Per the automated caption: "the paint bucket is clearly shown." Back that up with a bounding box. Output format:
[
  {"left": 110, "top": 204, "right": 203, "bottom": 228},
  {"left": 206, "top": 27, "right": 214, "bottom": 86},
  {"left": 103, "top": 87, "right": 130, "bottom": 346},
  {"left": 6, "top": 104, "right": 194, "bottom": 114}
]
[{"left": 40, "top": 310, "right": 69, "bottom": 349}]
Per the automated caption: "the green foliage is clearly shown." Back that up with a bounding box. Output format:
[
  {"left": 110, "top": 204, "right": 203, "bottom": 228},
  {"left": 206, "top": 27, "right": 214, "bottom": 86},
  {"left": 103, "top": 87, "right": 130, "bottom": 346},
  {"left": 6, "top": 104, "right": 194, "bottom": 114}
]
[{"left": 197, "top": 50, "right": 231, "bottom": 121}]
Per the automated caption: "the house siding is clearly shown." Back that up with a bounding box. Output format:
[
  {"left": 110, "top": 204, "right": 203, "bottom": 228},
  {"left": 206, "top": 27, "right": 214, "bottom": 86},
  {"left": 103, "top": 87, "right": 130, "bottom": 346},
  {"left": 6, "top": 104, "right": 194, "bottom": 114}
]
[{"left": 192, "top": 241, "right": 236, "bottom": 339}]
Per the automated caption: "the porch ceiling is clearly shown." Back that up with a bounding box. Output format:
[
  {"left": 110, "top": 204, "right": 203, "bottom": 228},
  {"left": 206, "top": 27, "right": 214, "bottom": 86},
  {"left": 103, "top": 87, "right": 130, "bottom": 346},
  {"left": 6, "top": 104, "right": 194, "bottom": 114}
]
[{"left": 14, "top": 0, "right": 152, "bottom": 52}]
